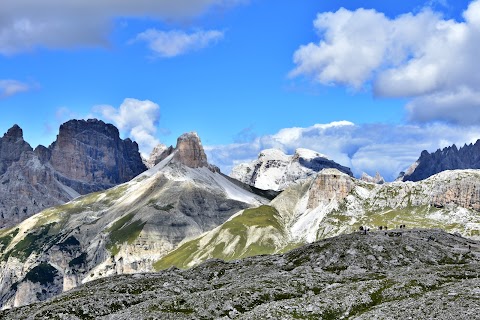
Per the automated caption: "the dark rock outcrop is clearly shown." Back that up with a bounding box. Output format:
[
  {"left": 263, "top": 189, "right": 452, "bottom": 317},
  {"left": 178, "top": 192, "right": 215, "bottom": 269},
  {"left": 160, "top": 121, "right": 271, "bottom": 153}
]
[
  {"left": 48, "top": 119, "right": 147, "bottom": 194},
  {"left": 0, "top": 120, "right": 147, "bottom": 228},
  {"left": 402, "top": 140, "right": 480, "bottom": 182}
]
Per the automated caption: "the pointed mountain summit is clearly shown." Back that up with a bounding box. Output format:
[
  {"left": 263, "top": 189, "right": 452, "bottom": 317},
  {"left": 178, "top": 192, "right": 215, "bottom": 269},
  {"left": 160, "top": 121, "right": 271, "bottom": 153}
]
[
  {"left": 231, "top": 148, "right": 353, "bottom": 191},
  {"left": 4, "top": 124, "right": 24, "bottom": 140},
  {"left": 0, "top": 131, "right": 270, "bottom": 309},
  {"left": 360, "top": 171, "right": 385, "bottom": 184},
  {"left": 0, "top": 125, "right": 32, "bottom": 175},
  {"left": 173, "top": 132, "right": 209, "bottom": 168},
  {"left": 145, "top": 144, "right": 172, "bottom": 168}
]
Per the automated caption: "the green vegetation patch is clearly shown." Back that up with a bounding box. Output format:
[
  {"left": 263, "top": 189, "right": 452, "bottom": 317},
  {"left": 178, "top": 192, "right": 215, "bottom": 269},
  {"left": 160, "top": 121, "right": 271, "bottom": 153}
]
[
  {"left": 230, "top": 205, "right": 283, "bottom": 230},
  {"left": 154, "top": 205, "right": 285, "bottom": 271},
  {"left": 101, "top": 185, "right": 129, "bottom": 205},
  {"left": 106, "top": 212, "right": 146, "bottom": 255},
  {"left": 0, "top": 228, "right": 19, "bottom": 251},
  {"left": 25, "top": 263, "right": 58, "bottom": 285},
  {"left": 7, "top": 223, "right": 57, "bottom": 261},
  {"left": 153, "top": 239, "right": 201, "bottom": 271}
]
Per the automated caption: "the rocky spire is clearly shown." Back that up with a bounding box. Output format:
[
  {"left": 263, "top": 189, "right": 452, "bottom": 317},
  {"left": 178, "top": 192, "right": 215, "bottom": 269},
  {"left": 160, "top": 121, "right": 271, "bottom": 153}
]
[
  {"left": 145, "top": 144, "right": 174, "bottom": 168},
  {"left": 173, "top": 132, "right": 208, "bottom": 168},
  {"left": 4, "top": 124, "right": 24, "bottom": 140},
  {"left": 0, "top": 124, "right": 33, "bottom": 174},
  {"left": 360, "top": 172, "right": 385, "bottom": 184}
]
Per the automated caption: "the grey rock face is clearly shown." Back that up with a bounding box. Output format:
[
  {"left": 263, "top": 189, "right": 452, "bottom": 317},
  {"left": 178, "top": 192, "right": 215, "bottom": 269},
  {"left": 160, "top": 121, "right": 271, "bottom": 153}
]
[
  {"left": 1, "top": 229, "right": 478, "bottom": 319},
  {"left": 145, "top": 144, "right": 174, "bottom": 168},
  {"left": 49, "top": 119, "right": 147, "bottom": 194},
  {"left": 0, "top": 120, "right": 147, "bottom": 228},
  {"left": 0, "top": 125, "right": 33, "bottom": 175},
  {"left": 173, "top": 132, "right": 208, "bottom": 168},
  {"left": 402, "top": 140, "right": 480, "bottom": 181},
  {"left": 0, "top": 151, "right": 76, "bottom": 227}
]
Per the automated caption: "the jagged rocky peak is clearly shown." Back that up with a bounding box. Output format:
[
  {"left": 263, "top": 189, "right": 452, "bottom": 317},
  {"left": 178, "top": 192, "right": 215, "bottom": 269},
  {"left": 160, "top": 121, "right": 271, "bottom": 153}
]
[
  {"left": 173, "top": 132, "right": 208, "bottom": 168},
  {"left": 401, "top": 139, "right": 480, "bottom": 182},
  {"left": 0, "top": 124, "right": 33, "bottom": 175},
  {"left": 4, "top": 124, "right": 24, "bottom": 140},
  {"left": 145, "top": 143, "right": 174, "bottom": 168},
  {"left": 231, "top": 147, "right": 353, "bottom": 191},
  {"left": 360, "top": 171, "right": 385, "bottom": 184}
]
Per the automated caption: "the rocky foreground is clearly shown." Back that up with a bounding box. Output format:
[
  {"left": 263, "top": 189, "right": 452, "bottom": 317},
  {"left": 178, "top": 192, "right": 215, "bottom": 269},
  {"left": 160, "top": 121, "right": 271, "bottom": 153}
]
[{"left": 2, "top": 229, "right": 479, "bottom": 319}]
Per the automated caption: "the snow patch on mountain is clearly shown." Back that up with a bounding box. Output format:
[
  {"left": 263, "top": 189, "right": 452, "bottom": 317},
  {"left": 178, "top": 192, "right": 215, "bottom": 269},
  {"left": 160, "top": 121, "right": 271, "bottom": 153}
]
[{"left": 230, "top": 148, "right": 353, "bottom": 191}]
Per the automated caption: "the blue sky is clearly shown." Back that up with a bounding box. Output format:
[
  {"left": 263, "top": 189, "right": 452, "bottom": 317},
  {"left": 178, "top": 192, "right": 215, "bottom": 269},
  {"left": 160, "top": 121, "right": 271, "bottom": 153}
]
[{"left": 1, "top": 0, "right": 480, "bottom": 180}]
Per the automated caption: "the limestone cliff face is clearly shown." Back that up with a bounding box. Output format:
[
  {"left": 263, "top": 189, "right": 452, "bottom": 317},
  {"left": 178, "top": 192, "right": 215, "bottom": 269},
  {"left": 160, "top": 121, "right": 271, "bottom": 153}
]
[
  {"left": 49, "top": 119, "right": 147, "bottom": 194},
  {"left": 173, "top": 132, "right": 208, "bottom": 168},
  {"left": 307, "top": 169, "right": 354, "bottom": 209},
  {"left": 0, "top": 120, "right": 147, "bottom": 229},
  {"left": 0, "top": 151, "right": 76, "bottom": 228},
  {"left": 402, "top": 140, "right": 480, "bottom": 182}
]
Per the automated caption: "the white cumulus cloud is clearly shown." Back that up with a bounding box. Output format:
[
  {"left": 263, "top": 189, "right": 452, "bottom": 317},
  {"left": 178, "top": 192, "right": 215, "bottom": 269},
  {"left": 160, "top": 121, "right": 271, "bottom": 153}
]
[
  {"left": 93, "top": 98, "right": 160, "bottom": 156},
  {"left": 133, "top": 29, "right": 224, "bottom": 58},
  {"left": 291, "top": 1, "right": 480, "bottom": 125},
  {"left": 0, "top": 0, "right": 241, "bottom": 55},
  {"left": 205, "top": 121, "right": 480, "bottom": 181},
  {"left": 0, "top": 79, "right": 31, "bottom": 98}
]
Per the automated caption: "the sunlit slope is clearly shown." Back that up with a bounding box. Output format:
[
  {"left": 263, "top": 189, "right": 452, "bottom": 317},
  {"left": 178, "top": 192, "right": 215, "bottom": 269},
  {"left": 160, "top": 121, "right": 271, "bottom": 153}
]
[
  {"left": 0, "top": 152, "right": 269, "bottom": 309},
  {"left": 155, "top": 169, "right": 480, "bottom": 270}
]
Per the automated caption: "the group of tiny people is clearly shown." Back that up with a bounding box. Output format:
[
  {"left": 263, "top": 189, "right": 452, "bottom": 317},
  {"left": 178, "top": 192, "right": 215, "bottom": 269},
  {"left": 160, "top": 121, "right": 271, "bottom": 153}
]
[{"left": 358, "top": 224, "right": 407, "bottom": 235}]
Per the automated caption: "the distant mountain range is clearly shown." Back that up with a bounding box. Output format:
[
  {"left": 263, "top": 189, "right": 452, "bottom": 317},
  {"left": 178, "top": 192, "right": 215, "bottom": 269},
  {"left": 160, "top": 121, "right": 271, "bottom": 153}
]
[
  {"left": 231, "top": 148, "right": 353, "bottom": 191},
  {"left": 0, "top": 119, "right": 146, "bottom": 228},
  {"left": 399, "top": 140, "right": 480, "bottom": 182},
  {"left": 1, "top": 121, "right": 480, "bottom": 313}
]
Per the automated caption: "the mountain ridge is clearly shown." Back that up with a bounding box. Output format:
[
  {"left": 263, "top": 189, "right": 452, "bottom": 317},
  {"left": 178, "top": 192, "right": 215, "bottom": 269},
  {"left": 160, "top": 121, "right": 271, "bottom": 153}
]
[
  {"left": 0, "top": 131, "right": 271, "bottom": 309},
  {"left": 400, "top": 139, "right": 480, "bottom": 181}
]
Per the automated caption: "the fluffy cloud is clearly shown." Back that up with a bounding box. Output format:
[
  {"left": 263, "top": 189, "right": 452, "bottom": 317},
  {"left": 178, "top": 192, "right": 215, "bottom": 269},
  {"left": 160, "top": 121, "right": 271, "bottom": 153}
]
[
  {"left": 205, "top": 121, "right": 480, "bottom": 181},
  {"left": 291, "top": 1, "right": 480, "bottom": 125},
  {"left": 93, "top": 98, "right": 160, "bottom": 156},
  {"left": 0, "top": 0, "right": 241, "bottom": 55},
  {"left": 133, "top": 29, "right": 224, "bottom": 58},
  {"left": 0, "top": 79, "right": 31, "bottom": 98}
]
